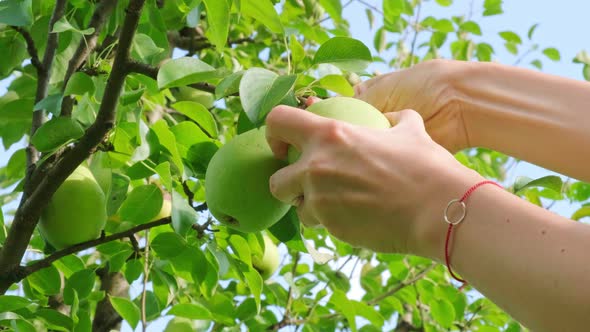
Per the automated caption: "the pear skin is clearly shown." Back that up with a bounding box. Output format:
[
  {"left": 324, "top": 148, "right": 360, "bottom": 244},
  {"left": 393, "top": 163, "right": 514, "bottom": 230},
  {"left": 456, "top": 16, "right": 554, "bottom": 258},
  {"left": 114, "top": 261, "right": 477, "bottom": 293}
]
[
  {"left": 205, "top": 127, "right": 290, "bottom": 233},
  {"left": 288, "top": 97, "right": 391, "bottom": 163},
  {"left": 39, "top": 165, "right": 107, "bottom": 250}
]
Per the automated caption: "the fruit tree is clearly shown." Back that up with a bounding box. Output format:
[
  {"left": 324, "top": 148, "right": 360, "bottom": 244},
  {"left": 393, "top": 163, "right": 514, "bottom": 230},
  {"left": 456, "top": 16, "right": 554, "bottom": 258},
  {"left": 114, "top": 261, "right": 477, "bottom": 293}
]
[{"left": 0, "top": 0, "right": 588, "bottom": 331}]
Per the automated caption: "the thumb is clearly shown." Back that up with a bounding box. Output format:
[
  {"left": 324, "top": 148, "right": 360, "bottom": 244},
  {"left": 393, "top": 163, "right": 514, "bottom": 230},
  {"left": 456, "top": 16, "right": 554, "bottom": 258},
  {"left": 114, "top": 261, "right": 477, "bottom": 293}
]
[{"left": 384, "top": 109, "right": 425, "bottom": 129}]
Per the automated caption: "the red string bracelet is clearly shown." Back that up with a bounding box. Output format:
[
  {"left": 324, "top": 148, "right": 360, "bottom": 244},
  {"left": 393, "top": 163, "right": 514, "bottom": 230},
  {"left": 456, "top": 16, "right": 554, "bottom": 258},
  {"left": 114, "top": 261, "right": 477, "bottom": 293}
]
[{"left": 443, "top": 180, "right": 503, "bottom": 290}]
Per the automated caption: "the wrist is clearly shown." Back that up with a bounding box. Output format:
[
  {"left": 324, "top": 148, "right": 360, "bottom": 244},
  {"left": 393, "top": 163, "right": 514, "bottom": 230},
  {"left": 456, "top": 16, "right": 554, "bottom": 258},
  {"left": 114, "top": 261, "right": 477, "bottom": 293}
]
[{"left": 410, "top": 164, "right": 485, "bottom": 261}]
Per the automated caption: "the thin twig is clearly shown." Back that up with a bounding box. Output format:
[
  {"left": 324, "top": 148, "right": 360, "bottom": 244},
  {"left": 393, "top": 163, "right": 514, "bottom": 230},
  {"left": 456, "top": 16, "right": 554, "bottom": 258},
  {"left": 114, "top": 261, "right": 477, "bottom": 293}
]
[
  {"left": 11, "top": 26, "right": 43, "bottom": 71},
  {"left": 367, "top": 263, "right": 436, "bottom": 305},
  {"left": 408, "top": 2, "right": 422, "bottom": 67},
  {"left": 141, "top": 230, "right": 150, "bottom": 332},
  {"left": 15, "top": 218, "right": 171, "bottom": 282},
  {"left": 356, "top": 0, "right": 384, "bottom": 16}
]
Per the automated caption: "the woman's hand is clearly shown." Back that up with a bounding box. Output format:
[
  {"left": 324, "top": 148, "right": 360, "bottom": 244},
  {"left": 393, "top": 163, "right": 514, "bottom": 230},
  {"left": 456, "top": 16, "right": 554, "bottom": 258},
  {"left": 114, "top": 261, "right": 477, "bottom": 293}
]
[
  {"left": 354, "top": 59, "right": 470, "bottom": 153},
  {"left": 265, "top": 104, "right": 483, "bottom": 255}
]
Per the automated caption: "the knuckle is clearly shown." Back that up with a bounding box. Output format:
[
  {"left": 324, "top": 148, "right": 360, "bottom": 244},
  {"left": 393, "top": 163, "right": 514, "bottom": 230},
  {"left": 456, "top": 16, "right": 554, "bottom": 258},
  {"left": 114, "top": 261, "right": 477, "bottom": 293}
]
[{"left": 320, "top": 120, "right": 348, "bottom": 144}]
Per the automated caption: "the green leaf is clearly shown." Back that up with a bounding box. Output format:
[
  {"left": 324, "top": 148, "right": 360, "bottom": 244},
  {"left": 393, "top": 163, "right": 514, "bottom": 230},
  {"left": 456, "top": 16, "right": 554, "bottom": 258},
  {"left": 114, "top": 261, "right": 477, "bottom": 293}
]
[
  {"left": 11, "top": 318, "right": 37, "bottom": 332},
  {"left": 584, "top": 65, "right": 590, "bottom": 82},
  {"left": 430, "top": 299, "right": 455, "bottom": 328},
  {"left": 215, "top": 71, "right": 244, "bottom": 99},
  {"left": 318, "top": 75, "right": 354, "bottom": 96},
  {"left": 172, "top": 101, "right": 218, "bottom": 138},
  {"left": 0, "top": 295, "right": 30, "bottom": 312},
  {"left": 63, "top": 269, "right": 95, "bottom": 305},
  {"left": 460, "top": 21, "right": 482, "bottom": 35},
  {"left": 124, "top": 259, "right": 143, "bottom": 283},
  {"left": 527, "top": 23, "right": 539, "bottom": 40},
  {"left": 34, "top": 94, "right": 63, "bottom": 116},
  {"left": 243, "top": 267, "right": 263, "bottom": 312},
  {"left": 499, "top": 31, "right": 522, "bottom": 44},
  {"left": 290, "top": 35, "right": 306, "bottom": 65},
  {"left": 433, "top": 19, "right": 454, "bottom": 32},
  {"left": 31, "top": 117, "right": 84, "bottom": 152},
  {"left": 168, "top": 303, "right": 212, "bottom": 320},
  {"left": 107, "top": 173, "right": 130, "bottom": 216},
  {"left": 353, "top": 301, "right": 384, "bottom": 328},
  {"left": 239, "top": 68, "right": 297, "bottom": 125},
  {"left": 64, "top": 72, "right": 95, "bottom": 96},
  {"left": 229, "top": 234, "right": 252, "bottom": 266},
  {"left": 513, "top": 175, "right": 562, "bottom": 195},
  {"left": 155, "top": 162, "right": 172, "bottom": 191},
  {"left": 26, "top": 265, "right": 61, "bottom": 295},
  {"left": 202, "top": 0, "right": 230, "bottom": 49},
  {"left": 318, "top": 0, "right": 342, "bottom": 22},
  {"left": 542, "top": 47, "right": 560, "bottom": 61},
  {"left": 110, "top": 296, "right": 140, "bottom": 330},
  {"left": 268, "top": 207, "right": 301, "bottom": 243},
  {"left": 240, "top": 0, "right": 283, "bottom": 34},
  {"left": 157, "top": 57, "right": 216, "bottom": 89},
  {"left": 118, "top": 184, "right": 163, "bottom": 224},
  {"left": 572, "top": 206, "right": 590, "bottom": 221},
  {"left": 483, "top": 0, "right": 503, "bottom": 16},
  {"left": 186, "top": 141, "right": 219, "bottom": 175},
  {"left": 35, "top": 309, "right": 73, "bottom": 331},
  {"left": 52, "top": 17, "right": 94, "bottom": 35},
  {"left": 505, "top": 42, "right": 518, "bottom": 55},
  {"left": 151, "top": 120, "right": 184, "bottom": 174},
  {"left": 531, "top": 59, "right": 543, "bottom": 70},
  {"left": 0, "top": 0, "right": 32, "bottom": 26},
  {"left": 131, "top": 34, "right": 164, "bottom": 64},
  {"left": 171, "top": 190, "right": 198, "bottom": 236},
  {"left": 435, "top": 0, "right": 452, "bottom": 6},
  {"left": 152, "top": 232, "right": 188, "bottom": 259},
  {"left": 313, "top": 37, "right": 372, "bottom": 72},
  {"left": 567, "top": 182, "right": 590, "bottom": 201},
  {"left": 330, "top": 290, "right": 356, "bottom": 331}
]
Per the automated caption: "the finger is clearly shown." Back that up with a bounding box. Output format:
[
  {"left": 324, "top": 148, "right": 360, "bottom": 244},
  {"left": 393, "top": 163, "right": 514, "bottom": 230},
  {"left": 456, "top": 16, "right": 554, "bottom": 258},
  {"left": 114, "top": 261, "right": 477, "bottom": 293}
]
[
  {"left": 305, "top": 96, "right": 321, "bottom": 107},
  {"left": 394, "top": 109, "right": 426, "bottom": 131},
  {"left": 265, "top": 105, "right": 327, "bottom": 159},
  {"left": 269, "top": 162, "right": 305, "bottom": 205},
  {"left": 296, "top": 202, "right": 321, "bottom": 227}
]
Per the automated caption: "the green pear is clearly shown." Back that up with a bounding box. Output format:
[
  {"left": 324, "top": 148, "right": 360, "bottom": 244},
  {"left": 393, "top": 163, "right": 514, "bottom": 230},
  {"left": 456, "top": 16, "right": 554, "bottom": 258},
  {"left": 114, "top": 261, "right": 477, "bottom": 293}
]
[
  {"left": 252, "top": 234, "right": 280, "bottom": 279},
  {"left": 39, "top": 165, "right": 107, "bottom": 250},
  {"left": 205, "top": 127, "right": 290, "bottom": 233},
  {"left": 288, "top": 97, "right": 391, "bottom": 163},
  {"left": 89, "top": 151, "right": 112, "bottom": 195}
]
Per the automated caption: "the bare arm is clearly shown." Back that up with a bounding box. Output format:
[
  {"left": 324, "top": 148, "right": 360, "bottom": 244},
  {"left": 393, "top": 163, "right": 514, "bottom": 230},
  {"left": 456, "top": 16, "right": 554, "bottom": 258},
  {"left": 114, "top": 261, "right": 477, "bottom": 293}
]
[
  {"left": 457, "top": 61, "right": 590, "bottom": 182},
  {"left": 416, "top": 169, "right": 590, "bottom": 332}
]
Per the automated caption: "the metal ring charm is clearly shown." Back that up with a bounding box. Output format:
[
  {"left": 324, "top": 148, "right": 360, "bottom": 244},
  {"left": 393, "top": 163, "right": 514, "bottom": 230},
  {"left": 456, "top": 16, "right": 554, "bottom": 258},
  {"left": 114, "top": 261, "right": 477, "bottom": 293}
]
[{"left": 444, "top": 199, "right": 466, "bottom": 225}]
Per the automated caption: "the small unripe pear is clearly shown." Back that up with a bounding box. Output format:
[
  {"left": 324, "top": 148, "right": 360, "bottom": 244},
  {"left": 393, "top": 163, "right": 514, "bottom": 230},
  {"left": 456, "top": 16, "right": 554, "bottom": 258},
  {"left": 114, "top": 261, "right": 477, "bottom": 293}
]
[{"left": 252, "top": 234, "right": 280, "bottom": 279}]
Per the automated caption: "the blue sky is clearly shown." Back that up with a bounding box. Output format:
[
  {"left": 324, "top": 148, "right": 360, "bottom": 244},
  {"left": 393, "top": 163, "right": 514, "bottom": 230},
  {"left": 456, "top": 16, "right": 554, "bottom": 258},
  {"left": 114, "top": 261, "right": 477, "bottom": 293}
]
[{"left": 1, "top": 1, "right": 589, "bottom": 330}]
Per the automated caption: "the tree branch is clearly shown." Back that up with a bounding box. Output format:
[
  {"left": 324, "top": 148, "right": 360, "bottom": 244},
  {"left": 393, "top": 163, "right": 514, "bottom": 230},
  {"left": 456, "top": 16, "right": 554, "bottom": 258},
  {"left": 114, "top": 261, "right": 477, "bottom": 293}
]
[
  {"left": 367, "top": 263, "right": 437, "bottom": 305},
  {"left": 61, "top": 0, "right": 118, "bottom": 117},
  {"left": 93, "top": 269, "right": 129, "bottom": 332},
  {"left": 0, "top": 0, "right": 148, "bottom": 295},
  {"left": 11, "top": 26, "right": 42, "bottom": 72},
  {"left": 17, "top": 218, "right": 171, "bottom": 283},
  {"left": 127, "top": 60, "right": 159, "bottom": 78}
]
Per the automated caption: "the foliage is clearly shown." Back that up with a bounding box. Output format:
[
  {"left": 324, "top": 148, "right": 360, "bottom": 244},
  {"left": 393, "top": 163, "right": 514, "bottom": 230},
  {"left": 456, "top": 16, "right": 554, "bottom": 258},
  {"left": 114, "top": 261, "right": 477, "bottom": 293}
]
[{"left": 0, "top": 0, "right": 588, "bottom": 331}]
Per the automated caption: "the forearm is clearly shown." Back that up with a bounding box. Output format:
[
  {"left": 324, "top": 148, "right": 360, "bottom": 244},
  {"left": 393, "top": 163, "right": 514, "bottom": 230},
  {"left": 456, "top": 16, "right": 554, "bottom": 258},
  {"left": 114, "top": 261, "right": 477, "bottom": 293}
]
[
  {"left": 418, "top": 172, "right": 590, "bottom": 331},
  {"left": 457, "top": 62, "right": 590, "bottom": 182}
]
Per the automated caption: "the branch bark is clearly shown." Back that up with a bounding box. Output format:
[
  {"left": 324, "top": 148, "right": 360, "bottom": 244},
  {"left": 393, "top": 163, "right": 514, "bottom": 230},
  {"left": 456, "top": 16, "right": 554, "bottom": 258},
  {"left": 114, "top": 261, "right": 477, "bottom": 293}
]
[
  {"left": 17, "top": 217, "right": 171, "bottom": 284},
  {"left": 93, "top": 269, "right": 129, "bottom": 332},
  {"left": 61, "top": 0, "right": 118, "bottom": 117},
  {"left": 11, "top": 26, "right": 42, "bottom": 72},
  {"left": 0, "top": 0, "right": 148, "bottom": 295}
]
